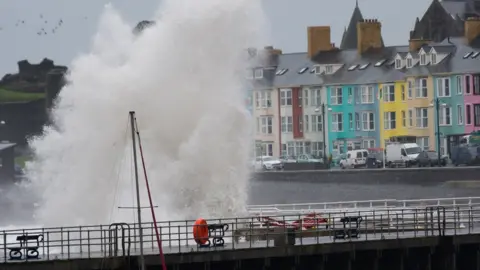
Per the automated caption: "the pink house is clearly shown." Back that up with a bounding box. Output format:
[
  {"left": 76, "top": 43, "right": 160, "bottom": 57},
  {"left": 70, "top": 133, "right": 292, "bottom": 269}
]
[{"left": 464, "top": 75, "right": 480, "bottom": 133}]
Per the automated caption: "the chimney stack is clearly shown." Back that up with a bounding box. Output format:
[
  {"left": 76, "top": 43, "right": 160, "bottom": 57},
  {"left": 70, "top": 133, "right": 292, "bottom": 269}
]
[
  {"left": 264, "top": 46, "right": 282, "bottom": 55},
  {"left": 465, "top": 17, "right": 480, "bottom": 45},
  {"left": 261, "top": 46, "right": 282, "bottom": 66},
  {"left": 356, "top": 19, "right": 383, "bottom": 54},
  {"left": 409, "top": 39, "right": 431, "bottom": 52},
  {"left": 307, "top": 26, "right": 332, "bottom": 58}
]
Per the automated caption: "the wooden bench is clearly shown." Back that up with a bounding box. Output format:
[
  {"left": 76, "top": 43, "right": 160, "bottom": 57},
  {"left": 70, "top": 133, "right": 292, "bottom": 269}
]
[
  {"left": 334, "top": 216, "right": 362, "bottom": 240},
  {"left": 8, "top": 234, "right": 44, "bottom": 260}
]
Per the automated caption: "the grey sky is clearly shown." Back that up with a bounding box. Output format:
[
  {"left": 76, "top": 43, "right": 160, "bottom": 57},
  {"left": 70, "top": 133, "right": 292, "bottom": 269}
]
[{"left": 0, "top": 0, "right": 430, "bottom": 75}]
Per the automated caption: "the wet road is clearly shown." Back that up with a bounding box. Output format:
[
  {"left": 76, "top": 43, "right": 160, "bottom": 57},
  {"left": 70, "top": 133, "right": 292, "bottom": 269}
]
[{"left": 247, "top": 179, "right": 480, "bottom": 205}]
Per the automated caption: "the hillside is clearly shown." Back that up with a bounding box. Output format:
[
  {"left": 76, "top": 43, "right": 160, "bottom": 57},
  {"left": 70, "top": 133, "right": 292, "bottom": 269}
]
[{"left": 0, "top": 58, "right": 67, "bottom": 103}]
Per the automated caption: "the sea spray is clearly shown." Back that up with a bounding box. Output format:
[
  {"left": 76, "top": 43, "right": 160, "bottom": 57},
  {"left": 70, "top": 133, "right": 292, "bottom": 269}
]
[{"left": 25, "top": 0, "right": 267, "bottom": 227}]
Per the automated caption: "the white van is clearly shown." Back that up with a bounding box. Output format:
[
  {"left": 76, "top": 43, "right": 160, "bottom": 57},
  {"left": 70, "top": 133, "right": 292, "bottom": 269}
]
[
  {"left": 385, "top": 143, "right": 422, "bottom": 167},
  {"left": 339, "top": 149, "right": 369, "bottom": 169}
]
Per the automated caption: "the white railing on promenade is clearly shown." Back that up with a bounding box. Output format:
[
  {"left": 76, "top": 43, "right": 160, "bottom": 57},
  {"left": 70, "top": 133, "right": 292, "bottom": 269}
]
[
  {"left": 0, "top": 206, "right": 480, "bottom": 264},
  {"left": 247, "top": 197, "right": 480, "bottom": 215}
]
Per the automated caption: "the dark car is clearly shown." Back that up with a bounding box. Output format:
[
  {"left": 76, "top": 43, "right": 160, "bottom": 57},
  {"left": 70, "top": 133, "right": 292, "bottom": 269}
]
[
  {"left": 416, "top": 151, "right": 447, "bottom": 167},
  {"left": 367, "top": 152, "right": 384, "bottom": 168}
]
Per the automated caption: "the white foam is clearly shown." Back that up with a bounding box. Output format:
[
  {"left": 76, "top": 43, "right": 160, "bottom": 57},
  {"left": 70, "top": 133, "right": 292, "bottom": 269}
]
[{"left": 24, "top": 0, "right": 267, "bottom": 227}]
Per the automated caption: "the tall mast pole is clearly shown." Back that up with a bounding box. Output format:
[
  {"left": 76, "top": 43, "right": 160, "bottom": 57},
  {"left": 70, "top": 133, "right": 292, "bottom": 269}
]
[{"left": 130, "top": 111, "right": 145, "bottom": 270}]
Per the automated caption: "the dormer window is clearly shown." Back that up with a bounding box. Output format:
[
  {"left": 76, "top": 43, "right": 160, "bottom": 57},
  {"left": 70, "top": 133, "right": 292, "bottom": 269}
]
[
  {"left": 430, "top": 53, "right": 437, "bottom": 65},
  {"left": 325, "top": 65, "right": 333, "bottom": 74},
  {"left": 419, "top": 48, "right": 428, "bottom": 66},
  {"left": 254, "top": 68, "right": 263, "bottom": 79},
  {"left": 420, "top": 54, "right": 426, "bottom": 65},
  {"left": 406, "top": 54, "right": 413, "bottom": 68},
  {"left": 395, "top": 59, "right": 402, "bottom": 69},
  {"left": 314, "top": 65, "right": 322, "bottom": 74},
  {"left": 429, "top": 48, "right": 437, "bottom": 65}
]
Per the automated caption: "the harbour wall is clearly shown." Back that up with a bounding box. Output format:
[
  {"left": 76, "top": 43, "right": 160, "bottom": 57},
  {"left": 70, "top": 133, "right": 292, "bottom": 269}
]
[
  {"left": 251, "top": 167, "right": 480, "bottom": 184},
  {"left": 248, "top": 167, "right": 480, "bottom": 205}
]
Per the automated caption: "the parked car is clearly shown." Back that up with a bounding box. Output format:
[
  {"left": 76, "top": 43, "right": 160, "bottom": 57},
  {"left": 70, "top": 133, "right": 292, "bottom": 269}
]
[
  {"left": 296, "top": 154, "right": 324, "bottom": 163},
  {"left": 252, "top": 156, "right": 283, "bottom": 171},
  {"left": 279, "top": 155, "right": 297, "bottom": 163},
  {"left": 367, "top": 148, "right": 385, "bottom": 168},
  {"left": 339, "top": 149, "right": 369, "bottom": 169},
  {"left": 415, "top": 151, "right": 448, "bottom": 167}
]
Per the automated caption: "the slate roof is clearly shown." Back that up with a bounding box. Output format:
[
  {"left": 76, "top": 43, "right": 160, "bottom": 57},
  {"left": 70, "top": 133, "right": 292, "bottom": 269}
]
[
  {"left": 246, "top": 0, "right": 480, "bottom": 90},
  {"left": 340, "top": 4, "right": 364, "bottom": 50},
  {"left": 410, "top": 0, "right": 466, "bottom": 41},
  {"left": 250, "top": 34, "right": 480, "bottom": 90},
  {"left": 320, "top": 46, "right": 408, "bottom": 86},
  {"left": 419, "top": 37, "right": 480, "bottom": 75}
]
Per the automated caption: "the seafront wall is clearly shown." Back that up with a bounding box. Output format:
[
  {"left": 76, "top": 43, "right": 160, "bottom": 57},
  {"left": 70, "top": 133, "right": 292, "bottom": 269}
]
[{"left": 251, "top": 167, "right": 480, "bottom": 184}]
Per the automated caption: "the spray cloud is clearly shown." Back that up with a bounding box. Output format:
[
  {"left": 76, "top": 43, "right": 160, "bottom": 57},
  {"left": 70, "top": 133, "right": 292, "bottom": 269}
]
[{"left": 25, "top": 0, "right": 267, "bottom": 227}]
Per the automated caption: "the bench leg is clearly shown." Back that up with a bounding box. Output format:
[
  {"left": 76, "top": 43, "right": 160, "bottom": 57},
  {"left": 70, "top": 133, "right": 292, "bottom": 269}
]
[
  {"left": 26, "top": 249, "right": 40, "bottom": 259},
  {"left": 212, "top": 237, "right": 225, "bottom": 247},
  {"left": 9, "top": 249, "right": 22, "bottom": 260}
]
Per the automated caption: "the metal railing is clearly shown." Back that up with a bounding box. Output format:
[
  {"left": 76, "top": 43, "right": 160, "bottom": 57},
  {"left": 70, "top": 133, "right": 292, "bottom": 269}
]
[
  {"left": 247, "top": 197, "right": 480, "bottom": 215},
  {"left": 1, "top": 206, "right": 480, "bottom": 264}
]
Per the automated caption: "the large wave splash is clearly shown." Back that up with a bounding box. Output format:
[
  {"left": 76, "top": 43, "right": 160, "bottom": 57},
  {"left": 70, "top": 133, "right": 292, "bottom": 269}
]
[{"left": 25, "top": 0, "right": 267, "bottom": 227}]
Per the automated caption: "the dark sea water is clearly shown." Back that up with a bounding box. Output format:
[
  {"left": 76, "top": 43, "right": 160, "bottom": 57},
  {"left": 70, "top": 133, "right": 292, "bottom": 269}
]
[
  {"left": 248, "top": 180, "right": 480, "bottom": 205},
  {"left": 1, "top": 178, "right": 479, "bottom": 226}
]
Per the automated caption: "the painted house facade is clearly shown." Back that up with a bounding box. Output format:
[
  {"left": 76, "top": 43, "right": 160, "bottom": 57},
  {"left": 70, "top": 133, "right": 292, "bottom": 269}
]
[
  {"left": 379, "top": 80, "right": 409, "bottom": 148},
  {"left": 464, "top": 74, "right": 480, "bottom": 134},
  {"left": 248, "top": 0, "right": 480, "bottom": 159},
  {"left": 327, "top": 84, "right": 380, "bottom": 154}
]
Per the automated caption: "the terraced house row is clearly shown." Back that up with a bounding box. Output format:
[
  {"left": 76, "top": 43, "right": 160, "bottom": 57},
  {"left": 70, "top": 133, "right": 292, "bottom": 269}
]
[{"left": 249, "top": 0, "right": 480, "bottom": 159}]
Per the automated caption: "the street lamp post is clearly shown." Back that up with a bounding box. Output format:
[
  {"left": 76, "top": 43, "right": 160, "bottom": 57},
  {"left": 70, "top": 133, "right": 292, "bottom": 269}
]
[
  {"left": 431, "top": 98, "right": 446, "bottom": 166},
  {"left": 321, "top": 103, "right": 327, "bottom": 156},
  {"left": 435, "top": 98, "right": 441, "bottom": 165},
  {"left": 316, "top": 104, "right": 331, "bottom": 167}
]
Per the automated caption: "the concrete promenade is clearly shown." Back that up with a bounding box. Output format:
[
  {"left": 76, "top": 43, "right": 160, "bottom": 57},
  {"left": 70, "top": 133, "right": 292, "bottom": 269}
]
[
  {"left": 1, "top": 229, "right": 479, "bottom": 270},
  {"left": 0, "top": 205, "right": 479, "bottom": 269}
]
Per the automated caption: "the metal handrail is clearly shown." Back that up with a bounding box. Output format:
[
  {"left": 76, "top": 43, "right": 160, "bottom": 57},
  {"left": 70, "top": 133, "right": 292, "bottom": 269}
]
[
  {"left": 247, "top": 197, "right": 480, "bottom": 214},
  {"left": 0, "top": 206, "right": 479, "bottom": 264}
]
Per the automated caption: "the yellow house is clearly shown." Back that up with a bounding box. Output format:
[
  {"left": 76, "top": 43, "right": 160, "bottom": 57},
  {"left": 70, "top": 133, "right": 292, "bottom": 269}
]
[
  {"left": 379, "top": 80, "right": 410, "bottom": 148},
  {"left": 403, "top": 76, "right": 435, "bottom": 150}
]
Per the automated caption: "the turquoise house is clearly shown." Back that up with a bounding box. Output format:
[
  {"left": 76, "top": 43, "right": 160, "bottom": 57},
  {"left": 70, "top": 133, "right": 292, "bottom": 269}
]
[
  {"left": 432, "top": 74, "right": 466, "bottom": 155},
  {"left": 327, "top": 84, "right": 380, "bottom": 155}
]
